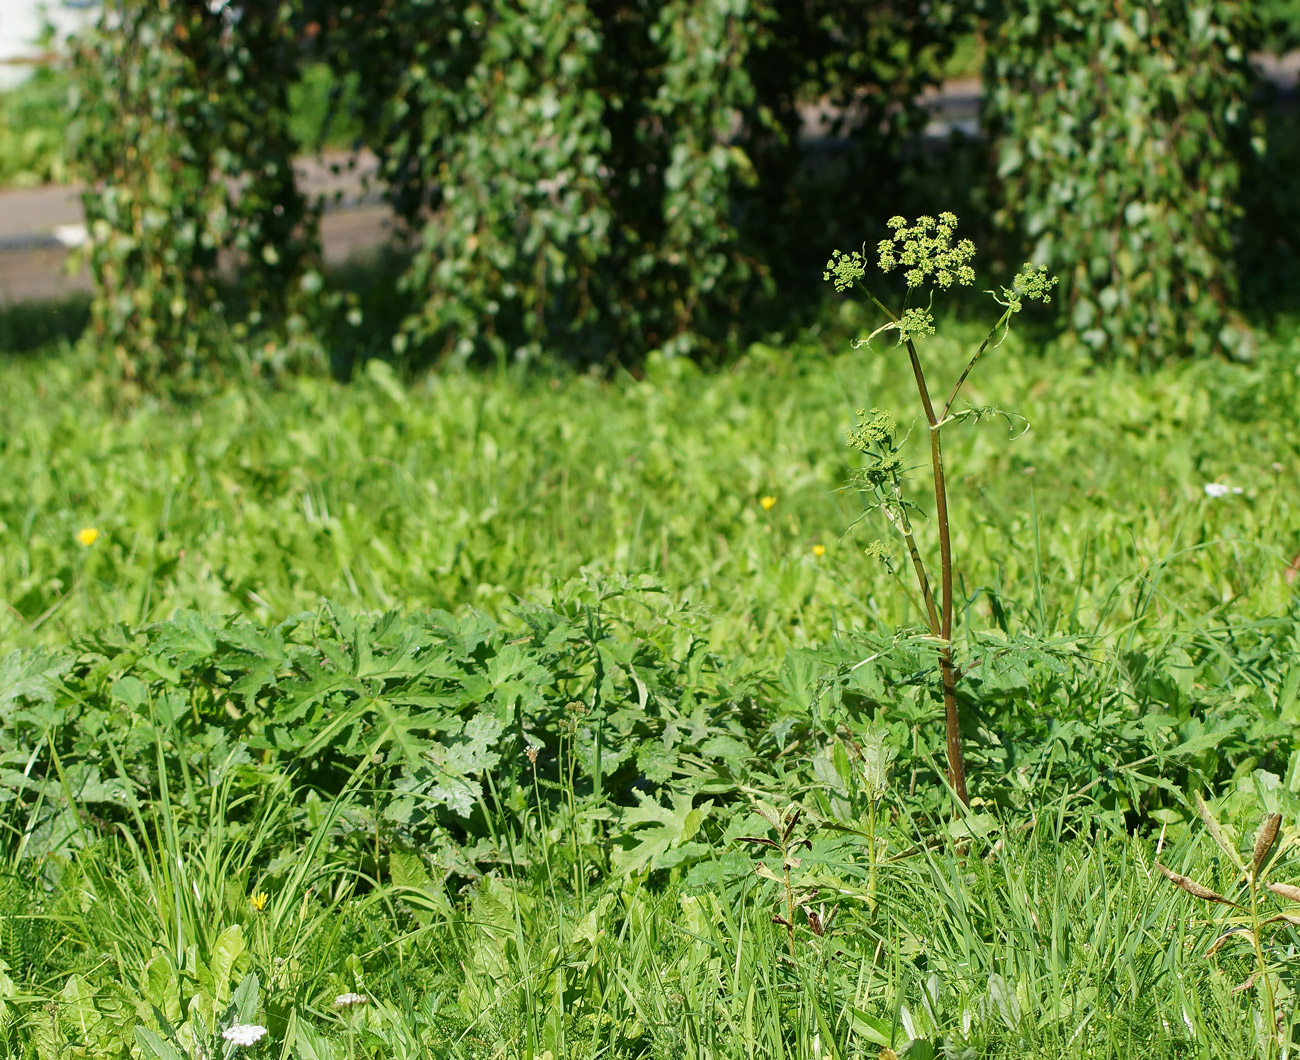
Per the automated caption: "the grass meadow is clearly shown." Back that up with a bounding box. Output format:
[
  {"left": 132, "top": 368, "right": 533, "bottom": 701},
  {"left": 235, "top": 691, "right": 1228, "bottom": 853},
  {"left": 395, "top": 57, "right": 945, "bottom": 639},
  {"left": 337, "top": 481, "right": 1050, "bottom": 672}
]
[{"left": 4, "top": 304, "right": 1300, "bottom": 1058}]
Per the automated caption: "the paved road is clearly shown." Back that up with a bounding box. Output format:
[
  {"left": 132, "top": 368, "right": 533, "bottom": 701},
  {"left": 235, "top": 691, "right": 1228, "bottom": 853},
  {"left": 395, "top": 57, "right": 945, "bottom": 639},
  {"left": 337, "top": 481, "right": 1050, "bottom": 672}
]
[
  {"left": 0, "top": 202, "right": 397, "bottom": 304},
  {"left": 1, "top": 54, "right": 1294, "bottom": 306},
  {"left": 0, "top": 153, "right": 388, "bottom": 304}
]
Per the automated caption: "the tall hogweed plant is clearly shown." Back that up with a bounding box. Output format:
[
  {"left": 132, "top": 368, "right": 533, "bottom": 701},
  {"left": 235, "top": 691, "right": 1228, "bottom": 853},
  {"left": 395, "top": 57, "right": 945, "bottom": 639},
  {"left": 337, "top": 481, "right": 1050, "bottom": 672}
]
[{"left": 825, "top": 214, "right": 1056, "bottom": 805}]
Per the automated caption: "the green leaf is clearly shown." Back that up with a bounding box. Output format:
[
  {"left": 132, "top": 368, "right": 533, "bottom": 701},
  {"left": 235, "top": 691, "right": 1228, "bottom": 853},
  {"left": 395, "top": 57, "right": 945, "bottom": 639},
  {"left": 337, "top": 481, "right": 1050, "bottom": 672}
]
[
  {"left": 611, "top": 791, "right": 714, "bottom": 876},
  {"left": 135, "top": 1026, "right": 188, "bottom": 1060},
  {"left": 226, "top": 971, "right": 260, "bottom": 1028},
  {"left": 210, "top": 924, "right": 246, "bottom": 1005},
  {"left": 848, "top": 1007, "right": 897, "bottom": 1047}
]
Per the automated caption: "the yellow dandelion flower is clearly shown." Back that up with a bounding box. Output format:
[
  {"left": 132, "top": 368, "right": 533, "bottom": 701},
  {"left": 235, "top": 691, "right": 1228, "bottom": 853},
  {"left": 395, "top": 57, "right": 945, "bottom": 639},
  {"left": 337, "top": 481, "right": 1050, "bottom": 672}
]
[
  {"left": 759, "top": 495, "right": 777, "bottom": 511},
  {"left": 812, "top": 544, "right": 826, "bottom": 557},
  {"left": 77, "top": 527, "right": 100, "bottom": 547},
  {"left": 250, "top": 891, "right": 268, "bottom": 912}
]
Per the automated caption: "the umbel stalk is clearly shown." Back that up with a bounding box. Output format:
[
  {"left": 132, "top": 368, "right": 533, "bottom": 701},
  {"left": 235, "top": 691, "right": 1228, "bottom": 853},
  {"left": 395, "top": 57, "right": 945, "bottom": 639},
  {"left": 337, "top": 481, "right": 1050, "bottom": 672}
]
[{"left": 829, "top": 215, "right": 1057, "bottom": 809}]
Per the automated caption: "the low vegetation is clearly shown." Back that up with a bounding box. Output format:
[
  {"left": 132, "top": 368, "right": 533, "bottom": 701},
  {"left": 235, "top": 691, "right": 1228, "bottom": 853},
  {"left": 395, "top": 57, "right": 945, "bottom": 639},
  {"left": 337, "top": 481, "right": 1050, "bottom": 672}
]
[{"left": 3, "top": 298, "right": 1300, "bottom": 1056}]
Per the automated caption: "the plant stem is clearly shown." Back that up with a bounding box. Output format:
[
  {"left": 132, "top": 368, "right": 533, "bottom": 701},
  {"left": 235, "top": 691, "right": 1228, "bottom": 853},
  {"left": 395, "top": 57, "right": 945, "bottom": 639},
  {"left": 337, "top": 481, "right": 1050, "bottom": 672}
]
[
  {"left": 862, "top": 289, "right": 969, "bottom": 807},
  {"left": 866, "top": 798, "right": 878, "bottom": 910},
  {"left": 940, "top": 307, "right": 1015, "bottom": 422},
  {"left": 884, "top": 473, "right": 941, "bottom": 635},
  {"left": 861, "top": 287, "right": 970, "bottom": 806},
  {"left": 782, "top": 842, "right": 797, "bottom": 961},
  {"left": 1248, "top": 875, "right": 1279, "bottom": 1059},
  {"left": 905, "top": 335, "right": 968, "bottom": 808}
]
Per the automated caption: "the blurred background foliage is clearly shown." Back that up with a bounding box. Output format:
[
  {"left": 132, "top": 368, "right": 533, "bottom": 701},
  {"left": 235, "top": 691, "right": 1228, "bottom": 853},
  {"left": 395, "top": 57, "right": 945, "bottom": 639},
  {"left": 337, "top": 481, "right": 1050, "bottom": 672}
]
[
  {"left": 22, "top": 0, "right": 1296, "bottom": 385},
  {"left": 984, "top": 0, "right": 1260, "bottom": 361}
]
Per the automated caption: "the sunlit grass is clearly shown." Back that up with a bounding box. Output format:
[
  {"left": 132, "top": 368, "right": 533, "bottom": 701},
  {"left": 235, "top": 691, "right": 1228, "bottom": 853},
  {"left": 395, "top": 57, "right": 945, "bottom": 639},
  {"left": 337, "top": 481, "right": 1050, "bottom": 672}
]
[
  {"left": 1, "top": 313, "right": 1296, "bottom": 660},
  {"left": 3, "top": 313, "right": 1300, "bottom": 1057}
]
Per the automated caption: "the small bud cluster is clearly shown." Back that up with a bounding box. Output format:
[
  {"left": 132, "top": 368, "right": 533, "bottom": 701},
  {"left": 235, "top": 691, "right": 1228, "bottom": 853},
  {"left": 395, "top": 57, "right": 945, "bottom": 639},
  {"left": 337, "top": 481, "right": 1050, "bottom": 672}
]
[
  {"left": 877, "top": 213, "right": 975, "bottom": 289},
  {"left": 999, "top": 263, "right": 1058, "bottom": 313},
  {"left": 846, "top": 408, "right": 897, "bottom": 453},
  {"left": 822, "top": 248, "right": 867, "bottom": 293},
  {"left": 863, "top": 540, "right": 895, "bottom": 572},
  {"left": 897, "top": 308, "right": 936, "bottom": 342}
]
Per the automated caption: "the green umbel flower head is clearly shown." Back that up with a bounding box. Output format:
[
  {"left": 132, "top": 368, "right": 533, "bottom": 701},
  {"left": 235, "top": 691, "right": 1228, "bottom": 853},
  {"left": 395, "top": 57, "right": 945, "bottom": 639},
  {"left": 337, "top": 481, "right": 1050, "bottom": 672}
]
[
  {"left": 897, "top": 307, "right": 936, "bottom": 342},
  {"left": 846, "top": 408, "right": 897, "bottom": 452},
  {"left": 877, "top": 213, "right": 976, "bottom": 289},
  {"left": 998, "top": 263, "right": 1058, "bottom": 312},
  {"left": 823, "top": 248, "right": 867, "bottom": 293}
]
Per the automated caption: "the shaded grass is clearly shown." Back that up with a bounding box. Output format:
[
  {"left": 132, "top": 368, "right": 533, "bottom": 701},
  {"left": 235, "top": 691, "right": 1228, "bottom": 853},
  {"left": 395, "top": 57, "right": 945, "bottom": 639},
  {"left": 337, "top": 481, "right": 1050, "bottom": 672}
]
[{"left": 0, "top": 293, "right": 91, "bottom": 355}]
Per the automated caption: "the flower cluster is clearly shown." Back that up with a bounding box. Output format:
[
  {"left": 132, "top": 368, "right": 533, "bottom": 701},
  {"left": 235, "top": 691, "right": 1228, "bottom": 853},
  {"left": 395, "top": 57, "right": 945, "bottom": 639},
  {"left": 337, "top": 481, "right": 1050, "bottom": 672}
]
[
  {"left": 877, "top": 213, "right": 975, "bottom": 289},
  {"left": 845, "top": 408, "right": 897, "bottom": 453},
  {"left": 897, "top": 307, "right": 936, "bottom": 342},
  {"left": 863, "top": 540, "right": 894, "bottom": 572},
  {"left": 822, "top": 248, "right": 867, "bottom": 293},
  {"left": 222, "top": 1024, "right": 268, "bottom": 1047},
  {"left": 997, "top": 263, "right": 1058, "bottom": 313},
  {"left": 334, "top": 992, "right": 368, "bottom": 1008}
]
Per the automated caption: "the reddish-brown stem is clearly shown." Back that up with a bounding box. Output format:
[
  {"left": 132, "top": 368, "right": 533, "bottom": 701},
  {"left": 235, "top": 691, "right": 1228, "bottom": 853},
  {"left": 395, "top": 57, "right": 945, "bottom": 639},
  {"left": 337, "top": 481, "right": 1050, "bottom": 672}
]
[
  {"left": 863, "top": 292, "right": 970, "bottom": 807},
  {"left": 909, "top": 339, "right": 968, "bottom": 808}
]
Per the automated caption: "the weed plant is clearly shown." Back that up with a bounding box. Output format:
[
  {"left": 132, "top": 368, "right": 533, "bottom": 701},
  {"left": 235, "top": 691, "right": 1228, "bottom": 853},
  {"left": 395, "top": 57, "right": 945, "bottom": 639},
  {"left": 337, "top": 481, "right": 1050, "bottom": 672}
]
[
  {"left": 825, "top": 212, "right": 1056, "bottom": 803},
  {"left": 1159, "top": 795, "right": 1300, "bottom": 1057}
]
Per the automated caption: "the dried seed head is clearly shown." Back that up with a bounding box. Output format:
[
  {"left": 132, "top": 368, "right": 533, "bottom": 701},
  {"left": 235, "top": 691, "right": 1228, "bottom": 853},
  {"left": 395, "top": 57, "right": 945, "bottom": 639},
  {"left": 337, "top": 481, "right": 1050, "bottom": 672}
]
[
  {"left": 1252, "top": 813, "right": 1282, "bottom": 875},
  {"left": 1156, "top": 863, "right": 1240, "bottom": 907},
  {"left": 805, "top": 903, "right": 836, "bottom": 937},
  {"left": 1268, "top": 881, "right": 1300, "bottom": 903}
]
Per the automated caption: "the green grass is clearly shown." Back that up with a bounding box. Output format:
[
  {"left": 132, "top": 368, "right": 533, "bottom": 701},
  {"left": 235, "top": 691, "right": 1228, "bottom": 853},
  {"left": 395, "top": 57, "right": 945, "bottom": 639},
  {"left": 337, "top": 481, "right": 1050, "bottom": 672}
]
[
  {"left": 4, "top": 312, "right": 1300, "bottom": 1057},
  {"left": 943, "top": 31, "right": 985, "bottom": 81},
  {"left": 2, "top": 310, "right": 1296, "bottom": 655},
  {"left": 288, "top": 64, "right": 364, "bottom": 152},
  {"left": 4, "top": 776, "right": 1292, "bottom": 1059}
]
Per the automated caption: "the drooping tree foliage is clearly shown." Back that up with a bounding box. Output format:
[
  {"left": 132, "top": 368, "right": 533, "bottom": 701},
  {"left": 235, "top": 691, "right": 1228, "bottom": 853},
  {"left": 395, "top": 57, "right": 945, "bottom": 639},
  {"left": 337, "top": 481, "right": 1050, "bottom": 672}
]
[
  {"left": 983, "top": 0, "right": 1262, "bottom": 362},
  {"left": 67, "top": 0, "right": 971, "bottom": 381},
  {"left": 69, "top": 0, "right": 323, "bottom": 392},
  {"left": 302, "top": 0, "right": 975, "bottom": 365},
  {"left": 67, "top": 0, "right": 1268, "bottom": 385}
]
